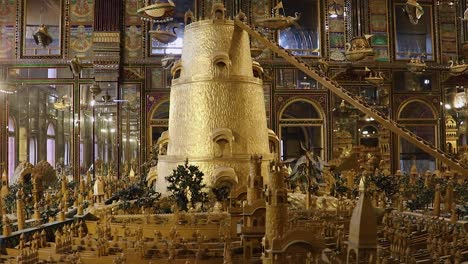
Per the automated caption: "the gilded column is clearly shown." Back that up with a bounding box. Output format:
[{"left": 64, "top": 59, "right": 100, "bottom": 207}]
[{"left": 16, "top": 188, "right": 25, "bottom": 230}]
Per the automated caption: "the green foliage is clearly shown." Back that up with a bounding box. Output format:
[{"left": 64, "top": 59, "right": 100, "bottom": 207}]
[
  {"left": 350, "top": 173, "right": 362, "bottom": 199},
  {"left": 454, "top": 180, "right": 468, "bottom": 217},
  {"left": 287, "top": 149, "right": 323, "bottom": 194},
  {"left": 165, "top": 159, "right": 208, "bottom": 211},
  {"left": 136, "top": 189, "right": 162, "bottom": 211},
  {"left": 108, "top": 161, "right": 162, "bottom": 213},
  {"left": 114, "top": 181, "right": 161, "bottom": 213},
  {"left": 369, "top": 173, "right": 399, "bottom": 201},
  {"left": 211, "top": 186, "right": 231, "bottom": 202},
  {"left": 3, "top": 181, "right": 33, "bottom": 216},
  {"left": 41, "top": 205, "right": 59, "bottom": 222},
  {"left": 405, "top": 177, "right": 434, "bottom": 211},
  {"left": 330, "top": 172, "right": 349, "bottom": 198}
]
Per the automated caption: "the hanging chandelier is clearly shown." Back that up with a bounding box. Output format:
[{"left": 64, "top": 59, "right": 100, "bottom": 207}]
[
  {"left": 0, "top": 84, "right": 17, "bottom": 94},
  {"left": 137, "top": 0, "right": 175, "bottom": 21}
]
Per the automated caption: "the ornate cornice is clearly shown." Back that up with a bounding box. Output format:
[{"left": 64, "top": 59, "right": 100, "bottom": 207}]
[{"left": 92, "top": 32, "right": 121, "bottom": 43}]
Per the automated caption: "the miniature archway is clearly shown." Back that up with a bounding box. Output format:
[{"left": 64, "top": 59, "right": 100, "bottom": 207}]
[
  {"left": 397, "top": 99, "right": 438, "bottom": 173},
  {"left": 279, "top": 238, "right": 323, "bottom": 262},
  {"left": 211, "top": 3, "right": 226, "bottom": 21},
  {"left": 279, "top": 98, "right": 325, "bottom": 160},
  {"left": 211, "top": 166, "right": 238, "bottom": 188},
  {"left": 359, "top": 125, "right": 379, "bottom": 147},
  {"left": 212, "top": 52, "right": 231, "bottom": 78},
  {"left": 398, "top": 99, "right": 436, "bottom": 120},
  {"left": 156, "top": 131, "right": 169, "bottom": 155},
  {"left": 171, "top": 60, "right": 182, "bottom": 80},
  {"left": 211, "top": 128, "right": 234, "bottom": 158},
  {"left": 148, "top": 99, "right": 170, "bottom": 157},
  {"left": 252, "top": 61, "right": 264, "bottom": 79}
]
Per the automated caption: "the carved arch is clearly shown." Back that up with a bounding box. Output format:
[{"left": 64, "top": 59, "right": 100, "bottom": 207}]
[
  {"left": 211, "top": 3, "right": 226, "bottom": 21},
  {"left": 212, "top": 52, "right": 231, "bottom": 78},
  {"left": 156, "top": 131, "right": 169, "bottom": 155},
  {"left": 211, "top": 128, "right": 234, "bottom": 157},
  {"left": 171, "top": 60, "right": 182, "bottom": 80},
  {"left": 184, "top": 9, "right": 194, "bottom": 25},
  {"left": 252, "top": 61, "right": 264, "bottom": 79},
  {"left": 211, "top": 166, "right": 238, "bottom": 187}
]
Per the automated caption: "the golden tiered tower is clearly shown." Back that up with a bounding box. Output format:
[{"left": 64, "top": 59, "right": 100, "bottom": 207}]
[{"left": 154, "top": 5, "right": 273, "bottom": 194}]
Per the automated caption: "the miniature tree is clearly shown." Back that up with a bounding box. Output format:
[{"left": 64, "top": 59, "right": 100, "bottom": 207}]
[
  {"left": 212, "top": 186, "right": 230, "bottom": 202},
  {"left": 286, "top": 143, "right": 323, "bottom": 194},
  {"left": 166, "top": 159, "right": 208, "bottom": 211},
  {"left": 330, "top": 172, "right": 349, "bottom": 198},
  {"left": 114, "top": 180, "right": 161, "bottom": 213},
  {"left": 369, "top": 173, "right": 398, "bottom": 204},
  {"left": 405, "top": 176, "right": 434, "bottom": 211},
  {"left": 211, "top": 185, "right": 231, "bottom": 210}
]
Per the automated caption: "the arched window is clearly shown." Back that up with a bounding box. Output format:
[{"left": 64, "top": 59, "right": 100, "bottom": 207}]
[
  {"left": 151, "top": 100, "right": 170, "bottom": 120},
  {"left": 397, "top": 100, "right": 437, "bottom": 173},
  {"left": 7, "top": 117, "right": 16, "bottom": 181},
  {"left": 148, "top": 99, "right": 170, "bottom": 156},
  {"left": 46, "top": 123, "right": 56, "bottom": 167},
  {"left": 279, "top": 99, "right": 325, "bottom": 160},
  {"left": 360, "top": 125, "right": 379, "bottom": 147},
  {"left": 398, "top": 101, "right": 435, "bottom": 119}
]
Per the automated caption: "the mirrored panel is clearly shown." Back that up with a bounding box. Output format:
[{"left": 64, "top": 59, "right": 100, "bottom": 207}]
[
  {"left": 23, "top": 0, "right": 62, "bottom": 57},
  {"left": 399, "top": 125, "right": 436, "bottom": 173},
  {"left": 278, "top": 0, "right": 320, "bottom": 56},
  {"left": 7, "top": 84, "right": 73, "bottom": 183},
  {"left": 394, "top": 3, "right": 434, "bottom": 60},
  {"left": 79, "top": 83, "right": 118, "bottom": 178},
  {"left": 275, "top": 68, "right": 321, "bottom": 90},
  {"left": 121, "top": 84, "right": 141, "bottom": 177},
  {"left": 8, "top": 67, "right": 73, "bottom": 79},
  {"left": 393, "top": 71, "right": 435, "bottom": 92}
]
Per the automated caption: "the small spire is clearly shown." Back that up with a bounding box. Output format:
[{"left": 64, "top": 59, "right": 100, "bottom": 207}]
[{"left": 359, "top": 176, "right": 366, "bottom": 192}]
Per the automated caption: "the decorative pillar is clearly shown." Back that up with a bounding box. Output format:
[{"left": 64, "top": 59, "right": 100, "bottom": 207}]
[
  {"left": 445, "top": 179, "right": 454, "bottom": 213},
  {"left": 2, "top": 214, "right": 11, "bottom": 236},
  {"left": 433, "top": 184, "right": 441, "bottom": 217},
  {"left": 57, "top": 202, "right": 65, "bottom": 222},
  {"left": 16, "top": 188, "right": 25, "bottom": 230},
  {"left": 33, "top": 202, "right": 41, "bottom": 221}
]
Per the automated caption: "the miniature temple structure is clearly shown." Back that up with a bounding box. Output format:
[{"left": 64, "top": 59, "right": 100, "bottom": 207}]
[{"left": 152, "top": 4, "right": 273, "bottom": 195}]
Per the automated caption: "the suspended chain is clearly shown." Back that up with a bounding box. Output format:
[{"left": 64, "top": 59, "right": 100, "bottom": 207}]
[{"left": 234, "top": 18, "right": 468, "bottom": 176}]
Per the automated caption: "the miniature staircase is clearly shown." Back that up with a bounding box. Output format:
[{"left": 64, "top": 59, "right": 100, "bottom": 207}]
[{"left": 234, "top": 18, "right": 468, "bottom": 176}]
